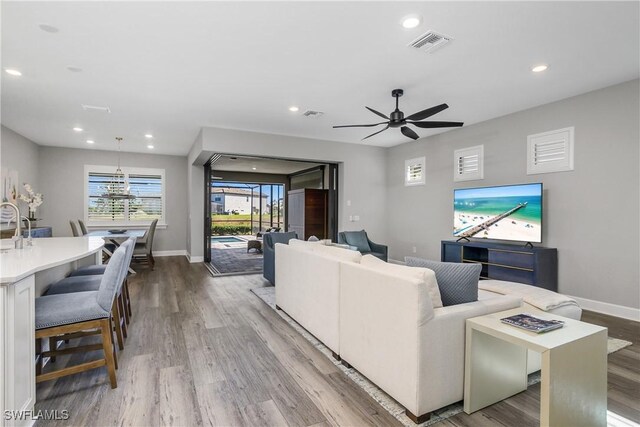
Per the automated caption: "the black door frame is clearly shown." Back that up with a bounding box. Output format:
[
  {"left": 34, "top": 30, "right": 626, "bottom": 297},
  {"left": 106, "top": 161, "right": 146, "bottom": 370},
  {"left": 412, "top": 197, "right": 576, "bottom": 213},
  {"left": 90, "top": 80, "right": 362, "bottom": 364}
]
[{"left": 204, "top": 154, "right": 340, "bottom": 263}]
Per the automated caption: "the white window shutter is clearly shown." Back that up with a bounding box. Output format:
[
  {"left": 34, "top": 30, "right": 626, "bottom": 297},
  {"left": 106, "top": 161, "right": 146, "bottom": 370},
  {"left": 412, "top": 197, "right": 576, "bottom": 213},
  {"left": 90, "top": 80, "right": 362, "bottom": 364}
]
[
  {"left": 85, "top": 165, "right": 166, "bottom": 226},
  {"left": 527, "top": 127, "right": 574, "bottom": 174},
  {"left": 405, "top": 157, "right": 426, "bottom": 186},
  {"left": 454, "top": 145, "right": 484, "bottom": 182}
]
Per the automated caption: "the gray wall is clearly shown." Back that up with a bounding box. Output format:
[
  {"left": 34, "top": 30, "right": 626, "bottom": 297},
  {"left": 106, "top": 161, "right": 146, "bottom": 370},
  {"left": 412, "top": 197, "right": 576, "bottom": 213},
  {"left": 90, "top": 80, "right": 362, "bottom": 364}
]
[
  {"left": 187, "top": 127, "right": 388, "bottom": 258},
  {"left": 37, "top": 146, "right": 188, "bottom": 252},
  {"left": 386, "top": 79, "right": 639, "bottom": 309},
  {"left": 1, "top": 125, "right": 41, "bottom": 216}
]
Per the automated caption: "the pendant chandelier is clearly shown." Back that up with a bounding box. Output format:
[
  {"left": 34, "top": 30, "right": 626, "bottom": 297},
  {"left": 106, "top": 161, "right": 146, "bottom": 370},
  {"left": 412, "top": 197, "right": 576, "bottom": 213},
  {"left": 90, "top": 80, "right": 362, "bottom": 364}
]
[{"left": 101, "top": 137, "right": 136, "bottom": 200}]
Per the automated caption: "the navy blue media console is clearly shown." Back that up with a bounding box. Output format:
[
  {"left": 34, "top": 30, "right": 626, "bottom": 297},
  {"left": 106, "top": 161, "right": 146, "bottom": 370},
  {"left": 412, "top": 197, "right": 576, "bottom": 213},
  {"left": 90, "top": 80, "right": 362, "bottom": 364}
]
[{"left": 441, "top": 240, "right": 558, "bottom": 291}]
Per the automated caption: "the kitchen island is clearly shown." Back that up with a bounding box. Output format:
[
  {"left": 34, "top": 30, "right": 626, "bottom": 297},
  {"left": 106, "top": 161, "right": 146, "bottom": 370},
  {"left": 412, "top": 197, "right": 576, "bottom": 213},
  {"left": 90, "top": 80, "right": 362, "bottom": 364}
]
[{"left": 0, "top": 237, "right": 104, "bottom": 427}]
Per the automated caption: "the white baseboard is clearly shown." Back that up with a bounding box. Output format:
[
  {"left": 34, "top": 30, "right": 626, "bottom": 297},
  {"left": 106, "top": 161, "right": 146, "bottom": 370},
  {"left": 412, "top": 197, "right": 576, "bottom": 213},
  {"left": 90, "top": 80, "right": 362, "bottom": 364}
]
[
  {"left": 153, "top": 250, "right": 204, "bottom": 263},
  {"left": 154, "top": 250, "right": 187, "bottom": 257},
  {"left": 388, "top": 258, "right": 405, "bottom": 265},
  {"left": 187, "top": 254, "right": 204, "bottom": 263},
  {"left": 569, "top": 295, "right": 640, "bottom": 322}
]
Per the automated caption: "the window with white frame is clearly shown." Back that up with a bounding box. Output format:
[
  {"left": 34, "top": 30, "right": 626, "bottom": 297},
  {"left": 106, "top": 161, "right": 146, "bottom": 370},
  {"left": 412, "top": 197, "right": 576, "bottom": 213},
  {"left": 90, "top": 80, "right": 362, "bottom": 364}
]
[
  {"left": 454, "top": 145, "right": 484, "bottom": 182},
  {"left": 85, "top": 165, "right": 166, "bottom": 226},
  {"left": 405, "top": 157, "right": 426, "bottom": 186}
]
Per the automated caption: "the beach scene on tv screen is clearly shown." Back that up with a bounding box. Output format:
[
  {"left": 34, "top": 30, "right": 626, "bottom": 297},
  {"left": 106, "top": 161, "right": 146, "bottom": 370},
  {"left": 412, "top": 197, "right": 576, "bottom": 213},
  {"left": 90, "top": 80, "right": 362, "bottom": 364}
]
[{"left": 454, "top": 184, "right": 542, "bottom": 242}]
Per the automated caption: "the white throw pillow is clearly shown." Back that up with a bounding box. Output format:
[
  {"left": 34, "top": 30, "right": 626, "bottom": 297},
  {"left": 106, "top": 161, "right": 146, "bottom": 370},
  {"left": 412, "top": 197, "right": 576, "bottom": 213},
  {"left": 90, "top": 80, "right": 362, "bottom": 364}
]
[{"left": 360, "top": 255, "right": 443, "bottom": 308}]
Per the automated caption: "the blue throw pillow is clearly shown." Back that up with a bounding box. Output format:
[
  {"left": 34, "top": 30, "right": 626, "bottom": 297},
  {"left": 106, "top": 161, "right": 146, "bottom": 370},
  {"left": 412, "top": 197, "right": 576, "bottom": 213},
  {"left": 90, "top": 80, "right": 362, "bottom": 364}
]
[
  {"left": 344, "top": 231, "right": 371, "bottom": 252},
  {"left": 405, "top": 257, "right": 481, "bottom": 306}
]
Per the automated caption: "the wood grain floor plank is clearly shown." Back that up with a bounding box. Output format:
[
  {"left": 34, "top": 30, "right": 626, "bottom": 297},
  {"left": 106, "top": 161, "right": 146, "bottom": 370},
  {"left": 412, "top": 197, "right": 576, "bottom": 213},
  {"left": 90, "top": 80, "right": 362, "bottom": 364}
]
[
  {"left": 159, "top": 365, "right": 203, "bottom": 426},
  {"left": 241, "top": 399, "right": 290, "bottom": 427},
  {"left": 117, "top": 353, "right": 160, "bottom": 427},
  {"left": 180, "top": 318, "right": 226, "bottom": 385},
  {"left": 228, "top": 324, "right": 328, "bottom": 426},
  {"left": 195, "top": 380, "right": 246, "bottom": 427},
  {"left": 274, "top": 348, "right": 398, "bottom": 427},
  {"left": 240, "top": 302, "right": 340, "bottom": 376}
]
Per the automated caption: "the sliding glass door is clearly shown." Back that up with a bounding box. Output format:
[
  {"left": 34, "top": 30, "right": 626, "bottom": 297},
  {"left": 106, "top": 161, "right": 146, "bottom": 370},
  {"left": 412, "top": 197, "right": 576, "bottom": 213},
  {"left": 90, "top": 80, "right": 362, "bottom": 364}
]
[{"left": 210, "top": 181, "right": 284, "bottom": 236}]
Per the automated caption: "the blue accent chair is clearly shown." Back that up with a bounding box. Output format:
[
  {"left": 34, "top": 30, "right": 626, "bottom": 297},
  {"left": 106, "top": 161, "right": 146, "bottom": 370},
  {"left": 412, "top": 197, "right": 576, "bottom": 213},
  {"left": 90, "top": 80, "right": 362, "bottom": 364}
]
[
  {"left": 263, "top": 232, "right": 298, "bottom": 284},
  {"left": 338, "top": 230, "right": 388, "bottom": 261}
]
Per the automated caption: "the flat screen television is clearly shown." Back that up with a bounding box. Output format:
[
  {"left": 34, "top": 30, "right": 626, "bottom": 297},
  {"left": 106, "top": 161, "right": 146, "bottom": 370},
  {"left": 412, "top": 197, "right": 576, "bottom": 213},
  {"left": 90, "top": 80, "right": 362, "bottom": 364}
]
[{"left": 453, "top": 183, "right": 543, "bottom": 243}]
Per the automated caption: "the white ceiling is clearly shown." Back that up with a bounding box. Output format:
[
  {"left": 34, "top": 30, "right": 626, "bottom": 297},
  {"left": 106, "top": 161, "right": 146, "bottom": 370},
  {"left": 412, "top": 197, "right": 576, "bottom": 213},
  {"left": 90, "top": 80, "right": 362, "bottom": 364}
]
[
  {"left": 1, "top": 2, "right": 638, "bottom": 156},
  {"left": 212, "top": 155, "right": 323, "bottom": 175}
]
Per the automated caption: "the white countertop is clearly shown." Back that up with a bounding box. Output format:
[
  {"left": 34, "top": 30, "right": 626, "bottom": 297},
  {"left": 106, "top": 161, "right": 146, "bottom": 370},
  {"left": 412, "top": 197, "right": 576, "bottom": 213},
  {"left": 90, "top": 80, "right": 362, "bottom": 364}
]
[{"left": 0, "top": 237, "right": 104, "bottom": 284}]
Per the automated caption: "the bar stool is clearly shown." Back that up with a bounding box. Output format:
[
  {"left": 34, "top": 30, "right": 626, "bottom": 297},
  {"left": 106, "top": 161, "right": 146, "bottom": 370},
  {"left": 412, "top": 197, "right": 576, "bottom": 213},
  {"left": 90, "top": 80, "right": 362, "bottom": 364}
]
[
  {"left": 46, "top": 238, "right": 135, "bottom": 351},
  {"left": 67, "top": 240, "right": 135, "bottom": 323},
  {"left": 34, "top": 247, "right": 128, "bottom": 388}
]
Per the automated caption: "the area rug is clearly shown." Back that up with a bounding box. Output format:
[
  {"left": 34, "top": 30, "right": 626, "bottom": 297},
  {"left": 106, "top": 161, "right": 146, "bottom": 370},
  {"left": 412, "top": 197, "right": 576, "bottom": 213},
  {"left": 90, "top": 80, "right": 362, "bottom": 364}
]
[
  {"left": 250, "top": 286, "right": 632, "bottom": 427},
  {"left": 210, "top": 247, "right": 263, "bottom": 275}
]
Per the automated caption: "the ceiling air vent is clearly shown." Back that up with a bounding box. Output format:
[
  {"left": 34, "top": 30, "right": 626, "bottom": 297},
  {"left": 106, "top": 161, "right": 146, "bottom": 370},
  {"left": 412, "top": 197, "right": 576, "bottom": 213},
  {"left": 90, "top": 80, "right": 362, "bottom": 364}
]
[
  {"left": 82, "top": 104, "right": 111, "bottom": 113},
  {"left": 408, "top": 30, "right": 452, "bottom": 53},
  {"left": 302, "top": 110, "right": 324, "bottom": 118}
]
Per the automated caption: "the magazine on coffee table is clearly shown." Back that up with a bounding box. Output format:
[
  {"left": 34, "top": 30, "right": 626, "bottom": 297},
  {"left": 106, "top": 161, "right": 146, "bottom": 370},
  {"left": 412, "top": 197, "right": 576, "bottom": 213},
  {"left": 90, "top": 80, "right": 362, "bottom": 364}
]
[{"left": 500, "top": 313, "right": 565, "bottom": 333}]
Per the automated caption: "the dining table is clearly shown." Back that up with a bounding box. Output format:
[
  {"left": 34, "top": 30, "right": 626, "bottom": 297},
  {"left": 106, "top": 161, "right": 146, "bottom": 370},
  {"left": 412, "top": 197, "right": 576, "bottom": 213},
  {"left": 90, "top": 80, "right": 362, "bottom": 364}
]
[{"left": 87, "top": 229, "right": 147, "bottom": 273}]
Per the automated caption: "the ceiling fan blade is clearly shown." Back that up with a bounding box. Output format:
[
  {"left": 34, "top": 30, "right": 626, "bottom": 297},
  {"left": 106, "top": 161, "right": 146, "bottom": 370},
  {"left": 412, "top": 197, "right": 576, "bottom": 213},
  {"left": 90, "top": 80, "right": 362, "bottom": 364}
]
[
  {"left": 409, "top": 121, "right": 464, "bottom": 128},
  {"left": 400, "top": 126, "right": 420, "bottom": 140},
  {"left": 365, "top": 106, "right": 390, "bottom": 120},
  {"left": 362, "top": 125, "right": 389, "bottom": 141},
  {"left": 405, "top": 103, "right": 449, "bottom": 121},
  {"left": 333, "top": 122, "right": 388, "bottom": 128}
]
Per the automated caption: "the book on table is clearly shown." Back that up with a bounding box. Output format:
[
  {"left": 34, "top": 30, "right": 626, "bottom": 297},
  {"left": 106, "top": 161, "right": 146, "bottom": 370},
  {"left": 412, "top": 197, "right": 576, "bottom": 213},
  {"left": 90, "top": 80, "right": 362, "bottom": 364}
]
[{"left": 500, "top": 313, "right": 565, "bottom": 333}]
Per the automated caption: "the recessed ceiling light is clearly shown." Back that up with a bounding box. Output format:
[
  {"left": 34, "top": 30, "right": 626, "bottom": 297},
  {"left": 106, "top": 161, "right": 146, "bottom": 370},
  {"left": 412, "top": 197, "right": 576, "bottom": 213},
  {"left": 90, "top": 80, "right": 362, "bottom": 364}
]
[
  {"left": 288, "top": 106, "right": 299, "bottom": 112},
  {"left": 67, "top": 66, "right": 82, "bottom": 73},
  {"left": 38, "top": 24, "right": 59, "bottom": 33},
  {"left": 86, "top": 140, "right": 95, "bottom": 144},
  {"left": 532, "top": 64, "right": 548, "bottom": 73},
  {"left": 4, "top": 69, "right": 22, "bottom": 76},
  {"left": 73, "top": 127, "right": 83, "bottom": 132},
  {"left": 401, "top": 14, "right": 422, "bottom": 29},
  {"left": 147, "top": 144, "right": 154, "bottom": 149},
  {"left": 145, "top": 134, "right": 153, "bottom": 138},
  {"left": 252, "top": 167, "right": 257, "bottom": 170}
]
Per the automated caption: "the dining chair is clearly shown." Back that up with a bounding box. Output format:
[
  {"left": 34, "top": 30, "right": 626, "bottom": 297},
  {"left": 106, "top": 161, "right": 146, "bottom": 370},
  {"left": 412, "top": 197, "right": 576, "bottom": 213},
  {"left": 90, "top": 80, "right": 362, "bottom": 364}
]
[
  {"left": 45, "top": 238, "right": 136, "bottom": 351},
  {"left": 69, "top": 220, "right": 79, "bottom": 237},
  {"left": 34, "top": 246, "right": 128, "bottom": 388},
  {"left": 78, "top": 219, "right": 88, "bottom": 235},
  {"left": 133, "top": 218, "right": 158, "bottom": 270}
]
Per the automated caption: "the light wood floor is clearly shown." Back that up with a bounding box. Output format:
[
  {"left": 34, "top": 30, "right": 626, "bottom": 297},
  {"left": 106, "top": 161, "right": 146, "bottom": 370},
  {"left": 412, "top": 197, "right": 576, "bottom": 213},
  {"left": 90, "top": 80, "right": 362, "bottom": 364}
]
[{"left": 35, "top": 256, "right": 639, "bottom": 426}]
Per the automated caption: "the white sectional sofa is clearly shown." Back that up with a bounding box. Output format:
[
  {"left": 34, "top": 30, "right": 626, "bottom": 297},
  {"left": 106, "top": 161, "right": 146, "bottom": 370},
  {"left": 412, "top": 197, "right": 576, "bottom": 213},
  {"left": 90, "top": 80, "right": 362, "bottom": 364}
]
[
  {"left": 275, "top": 240, "right": 361, "bottom": 356},
  {"left": 339, "top": 261, "right": 521, "bottom": 422},
  {"left": 275, "top": 241, "right": 523, "bottom": 422}
]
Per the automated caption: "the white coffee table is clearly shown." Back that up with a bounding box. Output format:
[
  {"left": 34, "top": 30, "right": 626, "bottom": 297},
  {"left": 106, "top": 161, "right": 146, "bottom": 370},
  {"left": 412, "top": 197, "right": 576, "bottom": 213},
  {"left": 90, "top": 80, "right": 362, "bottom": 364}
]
[{"left": 463, "top": 307, "right": 607, "bottom": 427}]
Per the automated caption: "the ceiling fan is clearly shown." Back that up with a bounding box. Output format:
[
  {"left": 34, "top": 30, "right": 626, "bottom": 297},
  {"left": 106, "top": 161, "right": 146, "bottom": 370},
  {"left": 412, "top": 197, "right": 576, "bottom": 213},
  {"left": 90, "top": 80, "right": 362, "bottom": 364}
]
[{"left": 333, "top": 89, "right": 464, "bottom": 141}]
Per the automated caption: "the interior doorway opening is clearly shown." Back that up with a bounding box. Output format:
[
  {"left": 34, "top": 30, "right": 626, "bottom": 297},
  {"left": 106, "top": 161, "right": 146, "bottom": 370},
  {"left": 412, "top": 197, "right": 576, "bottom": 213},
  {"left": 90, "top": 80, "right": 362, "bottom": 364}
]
[{"left": 204, "top": 154, "right": 339, "bottom": 276}]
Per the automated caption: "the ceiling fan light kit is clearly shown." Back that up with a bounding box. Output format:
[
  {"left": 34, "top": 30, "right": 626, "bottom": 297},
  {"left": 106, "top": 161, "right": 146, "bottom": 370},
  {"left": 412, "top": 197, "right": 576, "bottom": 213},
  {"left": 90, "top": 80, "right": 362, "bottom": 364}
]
[{"left": 333, "top": 88, "right": 464, "bottom": 142}]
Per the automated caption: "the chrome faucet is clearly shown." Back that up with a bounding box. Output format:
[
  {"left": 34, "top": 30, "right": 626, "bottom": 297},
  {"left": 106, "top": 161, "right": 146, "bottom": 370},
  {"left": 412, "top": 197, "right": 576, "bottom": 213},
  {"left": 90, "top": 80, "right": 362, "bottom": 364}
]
[
  {"left": 21, "top": 216, "right": 33, "bottom": 246},
  {"left": 0, "top": 202, "right": 23, "bottom": 249}
]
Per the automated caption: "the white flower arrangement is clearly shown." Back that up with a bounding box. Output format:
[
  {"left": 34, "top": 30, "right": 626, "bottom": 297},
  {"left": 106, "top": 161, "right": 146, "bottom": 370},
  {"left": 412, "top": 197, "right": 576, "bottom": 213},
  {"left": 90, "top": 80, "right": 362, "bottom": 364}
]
[{"left": 18, "top": 183, "right": 43, "bottom": 219}]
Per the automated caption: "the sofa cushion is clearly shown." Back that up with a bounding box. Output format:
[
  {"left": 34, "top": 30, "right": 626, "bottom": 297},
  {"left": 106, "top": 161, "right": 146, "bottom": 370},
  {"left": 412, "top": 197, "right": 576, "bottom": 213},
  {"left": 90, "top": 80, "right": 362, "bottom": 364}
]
[
  {"left": 361, "top": 255, "right": 443, "bottom": 308},
  {"left": 288, "top": 239, "right": 320, "bottom": 251},
  {"left": 405, "top": 257, "right": 481, "bottom": 307},
  {"left": 342, "top": 230, "right": 372, "bottom": 253},
  {"left": 314, "top": 244, "right": 362, "bottom": 263}
]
